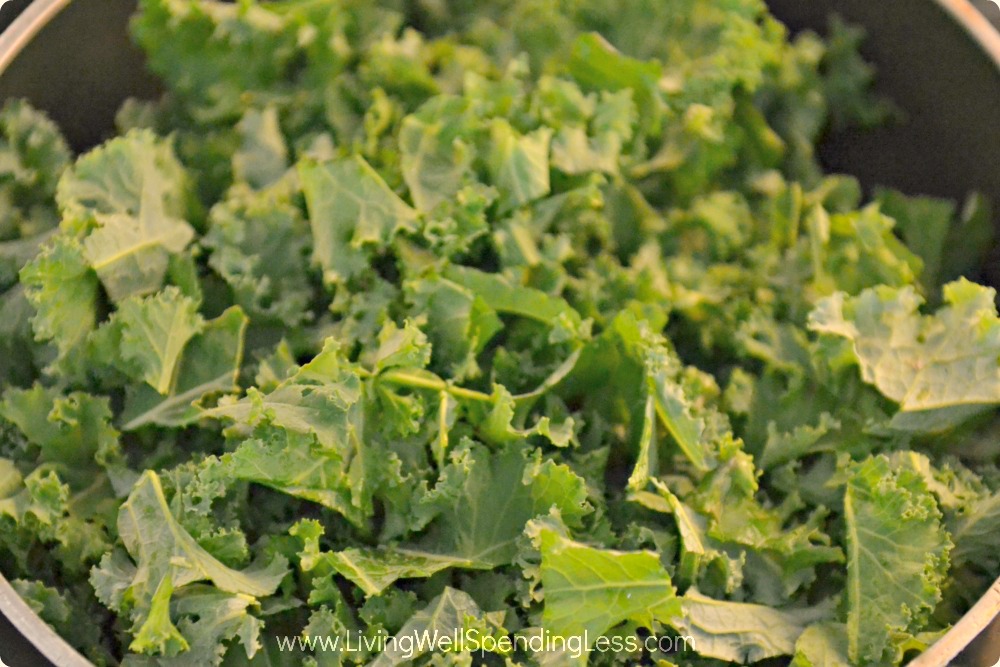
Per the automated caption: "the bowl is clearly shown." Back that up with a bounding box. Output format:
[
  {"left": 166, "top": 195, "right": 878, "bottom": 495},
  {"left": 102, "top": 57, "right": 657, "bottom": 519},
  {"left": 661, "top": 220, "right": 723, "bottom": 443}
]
[{"left": 0, "top": 1, "right": 998, "bottom": 665}]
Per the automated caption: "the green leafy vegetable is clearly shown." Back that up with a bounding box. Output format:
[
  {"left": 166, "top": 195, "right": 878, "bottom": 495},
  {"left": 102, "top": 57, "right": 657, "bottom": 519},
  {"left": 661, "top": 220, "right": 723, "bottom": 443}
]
[
  {"left": 56, "top": 129, "right": 193, "bottom": 230},
  {"left": 110, "top": 286, "right": 205, "bottom": 395},
  {"left": 300, "top": 156, "right": 417, "bottom": 284},
  {"left": 674, "top": 589, "right": 833, "bottom": 663},
  {"left": 534, "top": 525, "right": 682, "bottom": 646},
  {"left": 19, "top": 234, "right": 99, "bottom": 362},
  {"left": 843, "top": 455, "right": 951, "bottom": 664},
  {"left": 810, "top": 279, "right": 1000, "bottom": 430},
  {"left": 90, "top": 471, "right": 287, "bottom": 657},
  {"left": 0, "top": 0, "right": 993, "bottom": 665}
]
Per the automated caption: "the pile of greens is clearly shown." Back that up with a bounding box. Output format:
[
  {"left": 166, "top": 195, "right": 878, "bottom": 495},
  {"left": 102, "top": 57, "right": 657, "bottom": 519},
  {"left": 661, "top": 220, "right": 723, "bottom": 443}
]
[{"left": 1, "top": 0, "right": 998, "bottom": 664}]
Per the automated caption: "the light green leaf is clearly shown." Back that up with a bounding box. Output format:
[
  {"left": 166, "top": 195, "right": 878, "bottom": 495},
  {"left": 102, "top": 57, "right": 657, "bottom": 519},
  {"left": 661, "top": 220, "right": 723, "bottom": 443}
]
[
  {"left": 568, "top": 33, "right": 663, "bottom": 135},
  {"left": 690, "top": 449, "right": 843, "bottom": 598},
  {"left": 119, "top": 471, "right": 287, "bottom": 596},
  {"left": 399, "top": 96, "right": 474, "bottom": 212},
  {"left": 648, "top": 364, "right": 715, "bottom": 473},
  {"left": 203, "top": 182, "right": 312, "bottom": 325},
  {"left": 56, "top": 129, "right": 192, "bottom": 229},
  {"left": 487, "top": 119, "right": 551, "bottom": 210},
  {"left": 630, "top": 480, "right": 741, "bottom": 592},
  {"left": 209, "top": 382, "right": 362, "bottom": 450},
  {"left": 130, "top": 0, "right": 303, "bottom": 119},
  {"left": 116, "top": 287, "right": 205, "bottom": 394},
  {"left": 791, "top": 622, "right": 850, "bottom": 667},
  {"left": 130, "top": 575, "right": 189, "bottom": 656},
  {"left": 674, "top": 589, "right": 833, "bottom": 664},
  {"left": 0, "top": 99, "right": 71, "bottom": 207},
  {"left": 843, "top": 455, "right": 951, "bottom": 664},
  {"left": 0, "top": 231, "right": 54, "bottom": 290},
  {"left": 370, "top": 587, "right": 505, "bottom": 667},
  {"left": 82, "top": 174, "right": 195, "bottom": 302},
  {"left": 418, "top": 443, "right": 537, "bottom": 567},
  {"left": 299, "top": 155, "right": 417, "bottom": 284},
  {"left": 223, "top": 427, "right": 367, "bottom": 527},
  {"left": 121, "top": 305, "right": 247, "bottom": 430},
  {"left": 479, "top": 384, "right": 575, "bottom": 448},
  {"left": 233, "top": 106, "right": 288, "bottom": 189},
  {"left": 535, "top": 526, "right": 681, "bottom": 647},
  {"left": 527, "top": 457, "right": 592, "bottom": 529},
  {"left": 91, "top": 471, "right": 287, "bottom": 655},
  {"left": 19, "top": 234, "right": 99, "bottom": 360},
  {"left": 0, "top": 465, "right": 113, "bottom": 570},
  {"left": 809, "top": 279, "right": 1000, "bottom": 429},
  {"left": 443, "top": 265, "right": 584, "bottom": 341},
  {"left": 875, "top": 188, "right": 953, "bottom": 293},
  {"left": 204, "top": 340, "right": 370, "bottom": 523},
  {"left": 323, "top": 548, "right": 479, "bottom": 597},
  {"left": 0, "top": 385, "right": 119, "bottom": 473},
  {"left": 303, "top": 445, "right": 591, "bottom": 592},
  {"left": 759, "top": 412, "right": 841, "bottom": 470},
  {"left": 551, "top": 126, "right": 611, "bottom": 175},
  {"left": 155, "top": 587, "right": 264, "bottom": 666},
  {"left": 405, "top": 273, "right": 503, "bottom": 380},
  {"left": 948, "top": 490, "right": 1000, "bottom": 574},
  {"left": 641, "top": 333, "right": 724, "bottom": 474},
  {"left": 204, "top": 339, "right": 363, "bottom": 451},
  {"left": 628, "top": 394, "right": 658, "bottom": 491},
  {"left": 371, "top": 320, "right": 432, "bottom": 374}
]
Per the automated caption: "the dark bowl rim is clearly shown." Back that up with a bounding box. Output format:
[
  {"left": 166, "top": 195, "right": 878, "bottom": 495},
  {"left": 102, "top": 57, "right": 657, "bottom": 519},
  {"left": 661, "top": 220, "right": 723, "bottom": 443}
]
[{"left": 0, "top": 0, "right": 998, "bottom": 666}]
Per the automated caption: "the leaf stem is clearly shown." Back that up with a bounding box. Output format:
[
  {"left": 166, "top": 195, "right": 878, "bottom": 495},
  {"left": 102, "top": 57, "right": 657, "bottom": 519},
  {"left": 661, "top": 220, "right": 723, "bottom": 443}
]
[{"left": 378, "top": 369, "right": 492, "bottom": 402}]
